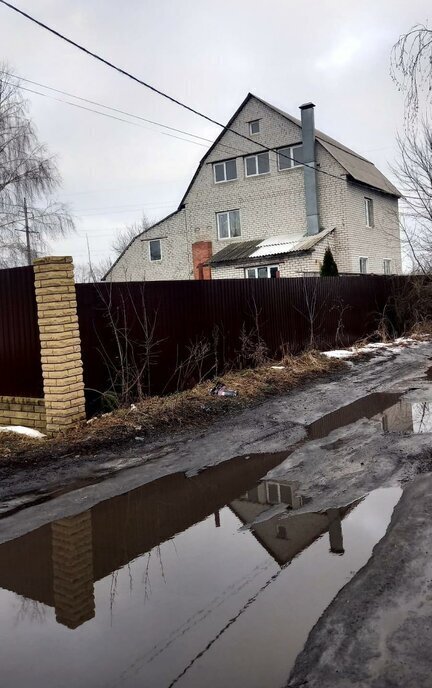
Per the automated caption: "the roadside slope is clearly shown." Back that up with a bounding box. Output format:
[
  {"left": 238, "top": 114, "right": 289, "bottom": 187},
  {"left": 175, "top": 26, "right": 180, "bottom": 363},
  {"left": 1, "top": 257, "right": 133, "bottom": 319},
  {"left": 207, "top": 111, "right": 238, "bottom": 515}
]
[{"left": 287, "top": 474, "right": 432, "bottom": 688}]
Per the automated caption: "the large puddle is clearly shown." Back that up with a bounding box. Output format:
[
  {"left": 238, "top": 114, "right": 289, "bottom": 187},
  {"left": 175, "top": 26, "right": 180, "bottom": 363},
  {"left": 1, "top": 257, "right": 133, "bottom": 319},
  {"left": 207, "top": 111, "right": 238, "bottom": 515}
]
[{"left": 0, "top": 450, "right": 401, "bottom": 688}]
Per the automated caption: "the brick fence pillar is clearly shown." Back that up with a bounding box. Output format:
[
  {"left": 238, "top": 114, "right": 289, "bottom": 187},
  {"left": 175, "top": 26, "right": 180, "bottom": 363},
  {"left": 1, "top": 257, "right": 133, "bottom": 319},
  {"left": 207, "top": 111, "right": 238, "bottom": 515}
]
[{"left": 33, "top": 256, "right": 86, "bottom": 434}]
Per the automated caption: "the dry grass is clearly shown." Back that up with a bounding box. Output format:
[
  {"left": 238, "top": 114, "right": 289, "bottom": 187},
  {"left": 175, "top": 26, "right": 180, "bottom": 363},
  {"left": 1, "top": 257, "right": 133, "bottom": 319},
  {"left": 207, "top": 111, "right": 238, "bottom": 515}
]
[
  {"left": 0, "top": 351, "right": 344, "bottom": 465},
  {"left": 409, "top": 320, "right": 432, "bottom": 339}
]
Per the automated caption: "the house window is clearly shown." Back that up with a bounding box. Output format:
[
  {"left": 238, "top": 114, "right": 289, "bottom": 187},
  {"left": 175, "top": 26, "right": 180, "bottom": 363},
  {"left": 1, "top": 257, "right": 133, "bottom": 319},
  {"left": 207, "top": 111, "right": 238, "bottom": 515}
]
[
  {"left": 149, "top": 239, "right": 161, "bottom": 262},
  {"left": 245, "top": 265, "right": 278, "bottom": 278},
  {"left": 249, "top": 119, "right": 260, "bottom": 135},
  {"left": 266, "top": 482, "right": 281, "bottom": 504},
  {"left": 245, "top": 152, "right": 270, "bottom": 177},
  {"left": 364, "top": 197, "right": 374, "bottom": 227},
  {"left": 383, "top": 259, "right": 391, "bottom": 275},
  {"left": 277, "top": 144, "right": 304, "bottom": 170},
  {"left": 276, "top": 525, "right": 288, "bottom": 539},
  {"left": 359, "top": 257, "right": 368, "bottom": 274},
  {"left": 217, "top": 210, "right": 241, "bottom": 239},
  {"left": 213, "top": 159, "right": 237, "bottom": 183}
]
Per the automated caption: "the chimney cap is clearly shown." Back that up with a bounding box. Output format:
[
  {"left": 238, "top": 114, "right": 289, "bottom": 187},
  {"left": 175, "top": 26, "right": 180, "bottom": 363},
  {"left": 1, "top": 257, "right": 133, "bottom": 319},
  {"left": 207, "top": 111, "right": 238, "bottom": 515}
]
[{"left": 299, "top": 102, "right": 316, "bottom": 110}]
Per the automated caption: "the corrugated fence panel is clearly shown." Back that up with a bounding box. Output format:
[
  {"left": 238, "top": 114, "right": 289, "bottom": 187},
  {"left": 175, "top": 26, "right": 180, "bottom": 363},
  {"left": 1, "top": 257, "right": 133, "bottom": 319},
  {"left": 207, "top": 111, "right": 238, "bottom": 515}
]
[
  {"left": 76, "top": 275, "right": 396, "bottom": 404},
  {"left": 0, "top": 265, "right": 43, "bottom": 397}
]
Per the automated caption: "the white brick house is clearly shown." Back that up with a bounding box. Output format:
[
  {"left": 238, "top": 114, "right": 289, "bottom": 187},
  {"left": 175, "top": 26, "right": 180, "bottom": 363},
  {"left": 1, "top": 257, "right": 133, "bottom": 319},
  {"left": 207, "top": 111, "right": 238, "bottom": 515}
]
[{"left": 105, "top": 94, "right": 402, "bottom": 282}]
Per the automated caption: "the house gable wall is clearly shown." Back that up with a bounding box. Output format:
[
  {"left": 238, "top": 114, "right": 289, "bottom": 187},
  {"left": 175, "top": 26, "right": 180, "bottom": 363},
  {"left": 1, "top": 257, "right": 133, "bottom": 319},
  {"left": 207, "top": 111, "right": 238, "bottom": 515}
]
[{"left": 107, "top": 209, "right": 191, "bottom": 281}]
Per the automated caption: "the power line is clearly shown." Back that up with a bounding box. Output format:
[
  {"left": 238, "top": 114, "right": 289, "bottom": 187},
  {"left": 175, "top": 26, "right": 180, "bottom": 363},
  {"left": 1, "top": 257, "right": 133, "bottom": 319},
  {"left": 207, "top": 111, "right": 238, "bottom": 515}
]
[
  {"left": 16, "top": 84, "right": 211, "bottom": 149},
  {"left": 7, "top": 76, "right": 254, "bottom": 160},
  {"left": 0, "top": 0, "right": 347, "bottom": 181},
  {"left": 6, "top": 72, "right": 215, "bottom": 142}
]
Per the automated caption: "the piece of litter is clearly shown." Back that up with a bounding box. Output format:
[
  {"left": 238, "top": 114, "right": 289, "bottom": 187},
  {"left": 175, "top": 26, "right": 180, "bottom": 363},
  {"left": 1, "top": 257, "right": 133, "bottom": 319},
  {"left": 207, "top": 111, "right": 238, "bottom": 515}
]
[
  {"left": 209, "top": 382, "right": 238, "bottom": 397},
  {"left": 271, "top": 365, "right": 285, "bottom": 369},
  {"left": 0, "top": 426, "right": 45, "bottom": 439}
]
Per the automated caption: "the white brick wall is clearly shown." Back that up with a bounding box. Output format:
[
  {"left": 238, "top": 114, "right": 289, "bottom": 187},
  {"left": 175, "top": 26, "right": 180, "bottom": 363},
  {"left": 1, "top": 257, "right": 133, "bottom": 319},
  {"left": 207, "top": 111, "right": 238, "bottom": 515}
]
[
  {"left": 106, "top": 96, "right": 402, "bottom": 281},
  {"left": 108, "top": 209, "right": 192, "bottom": 281}
]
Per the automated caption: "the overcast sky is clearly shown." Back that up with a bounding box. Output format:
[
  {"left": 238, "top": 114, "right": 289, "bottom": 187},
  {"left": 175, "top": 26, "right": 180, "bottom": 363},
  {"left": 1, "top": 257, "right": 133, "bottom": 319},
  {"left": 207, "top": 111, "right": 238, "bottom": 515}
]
[{"left": 1, "top": 0, "right": 430, "bottom": 268}]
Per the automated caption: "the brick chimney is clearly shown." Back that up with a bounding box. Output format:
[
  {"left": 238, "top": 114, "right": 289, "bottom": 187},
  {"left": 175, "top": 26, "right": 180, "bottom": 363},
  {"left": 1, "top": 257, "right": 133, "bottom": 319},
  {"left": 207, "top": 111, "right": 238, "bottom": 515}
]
[
  {"left": 300, "top": 102, "right": 319, "bottom": 236},
  {"left": 192, "top": 241, "right": 212, "bottom": 280}
]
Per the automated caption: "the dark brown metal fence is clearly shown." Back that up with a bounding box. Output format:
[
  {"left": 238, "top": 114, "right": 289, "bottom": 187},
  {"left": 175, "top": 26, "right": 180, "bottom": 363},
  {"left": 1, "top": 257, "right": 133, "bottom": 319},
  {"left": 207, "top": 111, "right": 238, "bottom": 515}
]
[
  {"left": 0, "top": 265, "right": 43, "bottom": 398},
  {"left": 76, "top": 276, "right": 397, "bottom": 407}
]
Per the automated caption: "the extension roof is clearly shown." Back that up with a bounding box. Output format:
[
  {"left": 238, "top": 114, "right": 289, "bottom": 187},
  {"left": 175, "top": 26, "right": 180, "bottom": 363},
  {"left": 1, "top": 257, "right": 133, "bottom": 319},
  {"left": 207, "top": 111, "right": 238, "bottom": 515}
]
[{"left": 209, "top": 228, "right": 335, "bottom": 266}]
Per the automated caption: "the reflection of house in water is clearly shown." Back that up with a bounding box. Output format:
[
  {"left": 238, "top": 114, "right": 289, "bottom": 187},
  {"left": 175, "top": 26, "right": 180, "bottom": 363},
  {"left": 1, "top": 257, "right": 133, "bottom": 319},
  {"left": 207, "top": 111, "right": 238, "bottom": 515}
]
[
  {"left": 382, "top": 400, "right": 432, "bottom": 434},
  {"left": 306, "top": 391, "right": 419, "bottom": 439},
  {"left": 382, "top": 401, "right": 415, "bottom": 433},
  {"left": 0, "top": 450, "right": 291, "bottom": 630},
  {"left": 231, "top": 480, "right": 359, "bottom": 566}
]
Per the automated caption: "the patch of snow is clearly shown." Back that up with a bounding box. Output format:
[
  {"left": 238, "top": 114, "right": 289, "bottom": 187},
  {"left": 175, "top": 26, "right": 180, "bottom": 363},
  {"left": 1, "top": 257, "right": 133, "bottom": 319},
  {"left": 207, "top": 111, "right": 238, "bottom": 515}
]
[
  {"left": 322, "top": 349, "right": 354, "bottom": 359},
  {"left": 0, "top": 426, "right": 45, "bottom": 439},
  {"left": 361, "top": 342, "right": 391, "bottom": 351}
]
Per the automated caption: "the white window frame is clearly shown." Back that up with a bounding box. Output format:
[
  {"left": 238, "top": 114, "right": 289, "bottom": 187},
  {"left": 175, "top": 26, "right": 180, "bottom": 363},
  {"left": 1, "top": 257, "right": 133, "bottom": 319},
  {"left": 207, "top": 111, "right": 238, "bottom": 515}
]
[
  {"left": 364, "top": 197, "right": 374, "bottom": 228},
  {"left": 213, "top": 159, "right": 237, "bottom": 184},
  {"left": 245, "top": 265, "right": 278, "bottom": 279},
  {"left": 249, "top": 119, "right": 260, "bottom": 135},
  {"left": 216, "top": 210, "right": 241, "bottom": 240},
  {"left": 277, "top": 144, "right": 303, "bottom": 171},
  {"left": 265, "top": 481, "right": 282, "bottom": 504},
  {"left": 359, "top": 257, "right": 368, "bottom": 274},
  {"left": 383, "top": 259, "right": 391, "bottom": 275},
  {"left": 244, "top": 152, "right": 270, "bottom": 177},
  {"left": 149, "top": 239, "right": 162, "bottom": 262}
]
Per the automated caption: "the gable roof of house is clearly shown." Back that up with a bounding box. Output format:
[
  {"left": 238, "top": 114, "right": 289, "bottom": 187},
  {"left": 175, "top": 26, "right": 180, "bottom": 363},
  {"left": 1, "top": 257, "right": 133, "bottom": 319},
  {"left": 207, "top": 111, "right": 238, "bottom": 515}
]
[
  {"left": 179, "top": 93, "right": 400, "bottom": 206},
  {"left": 208, "top": 227, "right": 335, "bottom": 266},
  {"left": 261, "top": 98, "right": 401, "bottom": 197}
]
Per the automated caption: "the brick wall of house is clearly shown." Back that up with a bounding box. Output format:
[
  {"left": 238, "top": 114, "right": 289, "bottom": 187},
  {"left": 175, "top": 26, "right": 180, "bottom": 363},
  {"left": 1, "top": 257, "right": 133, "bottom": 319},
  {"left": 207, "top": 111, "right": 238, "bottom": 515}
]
[
  {"left": 344, "top": 185, "right": 401, "bottom": 274},
  {"left": 107, "top": 210, "right": 191, "bottom": 282},
  {"left": 106, "top": 96, "right": 401, "bottom": 281}
]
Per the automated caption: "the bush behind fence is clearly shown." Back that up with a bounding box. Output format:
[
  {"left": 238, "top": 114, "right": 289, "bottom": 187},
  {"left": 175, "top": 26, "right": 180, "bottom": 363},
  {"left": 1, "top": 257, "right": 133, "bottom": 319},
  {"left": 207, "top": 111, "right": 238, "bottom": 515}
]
[{"left": 75, "top": 275, "right": 399, "bottom": 408}]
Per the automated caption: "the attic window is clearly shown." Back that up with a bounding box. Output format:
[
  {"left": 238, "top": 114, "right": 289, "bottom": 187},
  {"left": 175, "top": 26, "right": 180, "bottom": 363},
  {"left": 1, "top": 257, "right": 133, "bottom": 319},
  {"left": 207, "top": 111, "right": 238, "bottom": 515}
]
[
  {"left": 278, "top": 145, "right": 304, "bottom": 170},
  {"left": 213, "top": 159, "right": 237, "bottom": 183},
  {"left": 249, "top": 119, "right": 260, "bottom": 135},
  {"left": 149, "top": 239, "right": 161, "bottom": 261},
  {"left": 245, "top": 152, "right": 270, "bottom": 177}
]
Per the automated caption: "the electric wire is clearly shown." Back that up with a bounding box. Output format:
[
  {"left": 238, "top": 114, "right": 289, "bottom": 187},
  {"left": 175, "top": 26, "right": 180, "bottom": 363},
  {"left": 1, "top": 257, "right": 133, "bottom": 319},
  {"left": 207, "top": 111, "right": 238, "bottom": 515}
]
[{"left": 0, "top": 0, "right": 354, "bottom": 180}]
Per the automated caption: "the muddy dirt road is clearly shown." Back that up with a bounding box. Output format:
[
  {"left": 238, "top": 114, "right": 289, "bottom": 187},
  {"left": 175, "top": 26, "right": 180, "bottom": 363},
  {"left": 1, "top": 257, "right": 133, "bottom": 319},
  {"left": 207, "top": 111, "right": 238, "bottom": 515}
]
[{"left": 1, "top": 341, "right": 432, "bottom": 687}]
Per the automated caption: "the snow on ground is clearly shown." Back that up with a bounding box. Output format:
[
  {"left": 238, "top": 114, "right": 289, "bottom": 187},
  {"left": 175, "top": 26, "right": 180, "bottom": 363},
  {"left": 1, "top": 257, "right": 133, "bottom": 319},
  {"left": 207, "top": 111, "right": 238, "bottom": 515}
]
[
  {"left": 0, "top": 426, "right": 45, "bottom": 439},
  {"left": 322, "top": 337, "right": 427, "bottom": 360}
]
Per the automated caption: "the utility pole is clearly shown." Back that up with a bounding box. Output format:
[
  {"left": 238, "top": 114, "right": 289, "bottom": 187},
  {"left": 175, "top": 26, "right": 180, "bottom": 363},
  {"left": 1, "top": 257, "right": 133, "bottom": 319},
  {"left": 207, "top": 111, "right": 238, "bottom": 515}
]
[{"left": 23, "top": 197, "right": 31, "bottom": 265}]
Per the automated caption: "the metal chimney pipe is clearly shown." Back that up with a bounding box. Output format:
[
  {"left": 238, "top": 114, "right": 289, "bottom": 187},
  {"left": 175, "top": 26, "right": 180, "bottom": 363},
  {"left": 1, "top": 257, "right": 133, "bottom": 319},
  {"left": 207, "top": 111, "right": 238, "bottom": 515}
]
[{"left": 300, "top": 102, "right": 320, "bottom": 236}]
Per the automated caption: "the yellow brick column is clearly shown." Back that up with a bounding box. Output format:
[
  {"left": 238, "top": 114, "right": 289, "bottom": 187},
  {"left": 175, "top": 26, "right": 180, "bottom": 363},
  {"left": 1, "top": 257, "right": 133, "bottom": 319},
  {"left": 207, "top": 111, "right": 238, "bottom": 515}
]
[{"left": 33, "top": 256, "right": 86, "bottom": 434}]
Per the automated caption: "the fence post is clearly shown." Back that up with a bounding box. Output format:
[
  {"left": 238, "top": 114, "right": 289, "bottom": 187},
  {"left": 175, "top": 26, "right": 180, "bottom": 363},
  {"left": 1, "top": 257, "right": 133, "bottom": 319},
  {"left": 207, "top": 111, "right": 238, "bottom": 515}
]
[{"left": 33, "top": 256, "right": 86, "bottom": 434}]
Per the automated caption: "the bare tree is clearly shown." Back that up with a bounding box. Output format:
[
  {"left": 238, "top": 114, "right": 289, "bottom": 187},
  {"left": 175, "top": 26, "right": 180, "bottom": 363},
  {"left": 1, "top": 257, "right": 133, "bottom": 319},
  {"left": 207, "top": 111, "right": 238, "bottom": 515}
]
[
  {"left": 111, "top": 214, "right": 151, "bottom": 258},
  {"left": 0, "top": 66, "right": 75, "bottom": 267},
  {"left": 391, "top": 25, "right": 432, "bottom": 123},
  {"left": 392, "top": 124, "right": 432, "bottom": 272},
  {"left": 74, "top": 259, "right": 112, "bottom": 283}
]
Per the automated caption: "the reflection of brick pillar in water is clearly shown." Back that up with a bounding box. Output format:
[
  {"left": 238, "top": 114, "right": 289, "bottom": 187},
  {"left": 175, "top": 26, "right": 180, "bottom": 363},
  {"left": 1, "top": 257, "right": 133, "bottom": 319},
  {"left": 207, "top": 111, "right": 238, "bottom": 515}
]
[
  {"left": 327, "top": 509, "right": 344, "bottom": 554},
  {"left": 51, "top": 511, "right": 95, "bottom": 629}
]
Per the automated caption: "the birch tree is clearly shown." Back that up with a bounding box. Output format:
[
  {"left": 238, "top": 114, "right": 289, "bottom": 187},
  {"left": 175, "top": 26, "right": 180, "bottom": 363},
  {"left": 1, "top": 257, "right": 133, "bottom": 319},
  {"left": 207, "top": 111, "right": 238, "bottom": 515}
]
[{"left": 0, "top": 66, "right": 74, "bottom": 267}]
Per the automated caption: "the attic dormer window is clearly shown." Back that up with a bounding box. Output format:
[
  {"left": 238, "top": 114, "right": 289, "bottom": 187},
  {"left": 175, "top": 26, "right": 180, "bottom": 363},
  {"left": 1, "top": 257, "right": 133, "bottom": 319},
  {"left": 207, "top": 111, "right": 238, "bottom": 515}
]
[
  {"left": 277, "top": 144, "right": 303, "bottom": 170},
  {"left": 249, "top": 120, "right": 260, "bottom": 135}
]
